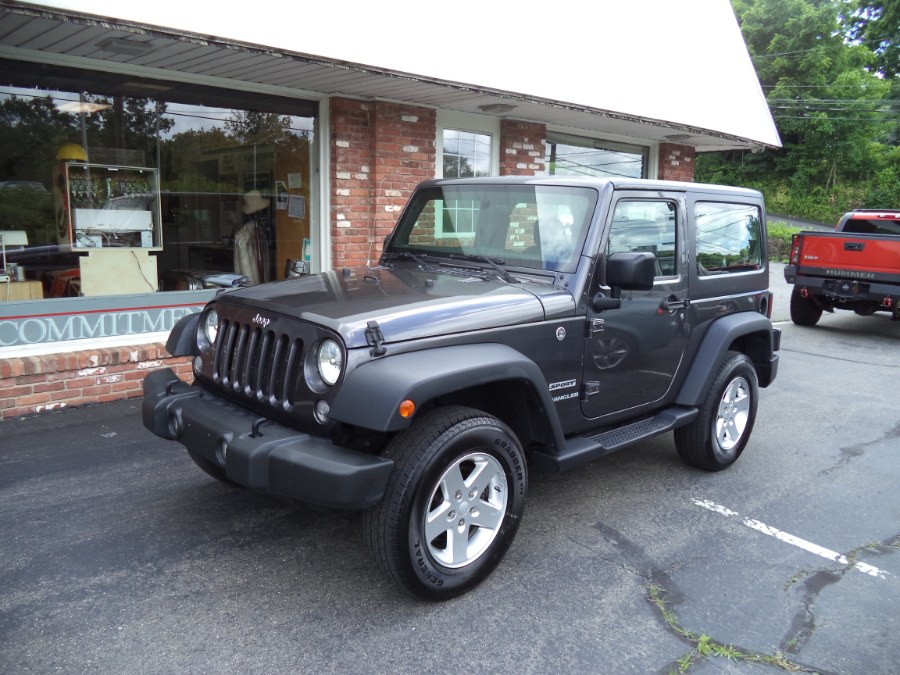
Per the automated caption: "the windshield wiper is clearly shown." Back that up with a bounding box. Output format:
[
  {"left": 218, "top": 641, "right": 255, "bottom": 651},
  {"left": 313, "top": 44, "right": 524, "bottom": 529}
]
[
  {"left": 382, "top": 250, "right": 430, "bottom": 268},
  {"left": 447, "top": 253, "right": 518, "bottom": 284}
]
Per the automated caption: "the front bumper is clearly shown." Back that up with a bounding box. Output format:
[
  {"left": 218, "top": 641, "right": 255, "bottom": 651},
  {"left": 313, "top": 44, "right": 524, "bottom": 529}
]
[{"left": 142, "top": 368, "right": 393, "bottom": 509}]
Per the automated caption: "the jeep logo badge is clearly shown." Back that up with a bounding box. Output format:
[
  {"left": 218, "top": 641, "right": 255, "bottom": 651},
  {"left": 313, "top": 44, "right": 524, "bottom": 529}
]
[{"left": 252, "top": 313, "right": 271, "bottom": 328}]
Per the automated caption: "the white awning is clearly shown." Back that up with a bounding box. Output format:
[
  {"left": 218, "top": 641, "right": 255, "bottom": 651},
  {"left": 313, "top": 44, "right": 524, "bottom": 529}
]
[{"left": 10, "top": 0, "right": 781, "bottom": 149}]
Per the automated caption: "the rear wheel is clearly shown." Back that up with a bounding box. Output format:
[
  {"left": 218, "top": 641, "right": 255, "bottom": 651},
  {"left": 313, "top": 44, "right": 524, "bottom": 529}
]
[
  {"left": 363, "top": 406, "right": 527, "bottom": 600},
  {"left": 675, "top": 352, "right": 758, "bottom": 471},
  {"left": 790, "top": 286, "right": 822, "bottom": 326}
]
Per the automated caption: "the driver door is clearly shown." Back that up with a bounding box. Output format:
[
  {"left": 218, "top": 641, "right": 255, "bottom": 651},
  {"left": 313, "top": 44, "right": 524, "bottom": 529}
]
[{"left": 580, "top": 194, "right": 691, "bottom": 419}]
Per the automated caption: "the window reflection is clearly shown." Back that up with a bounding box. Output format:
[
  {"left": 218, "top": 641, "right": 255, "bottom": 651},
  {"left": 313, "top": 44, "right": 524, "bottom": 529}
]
[
  {"left": 695, "top": 202, "right": 762, "bottom": 275},
  {"left": 545, "top": 134, "right": 647, "bottom": 179},
  {"left": 0, "top": 86, "right": 316, "bottom": 298}
]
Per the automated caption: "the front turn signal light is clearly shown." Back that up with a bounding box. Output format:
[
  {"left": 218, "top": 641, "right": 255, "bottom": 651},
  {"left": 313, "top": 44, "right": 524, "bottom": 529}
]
[{"left": 399, "top": 399, "right": 415, "bottom": 418}]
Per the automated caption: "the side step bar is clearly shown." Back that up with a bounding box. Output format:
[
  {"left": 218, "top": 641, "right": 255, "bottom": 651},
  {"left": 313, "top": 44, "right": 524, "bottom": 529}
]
[{"left": 531, "top": 406, "right": 698, "bottom": 473}]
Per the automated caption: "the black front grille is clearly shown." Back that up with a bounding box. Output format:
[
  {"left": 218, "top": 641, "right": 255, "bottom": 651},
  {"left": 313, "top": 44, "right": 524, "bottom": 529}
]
[{"left": 212, "top": 319, "right": 304, "bottom": 409}]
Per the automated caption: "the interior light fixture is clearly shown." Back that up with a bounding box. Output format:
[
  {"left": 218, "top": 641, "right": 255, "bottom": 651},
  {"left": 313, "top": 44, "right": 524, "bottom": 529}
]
[
  {"left": 477, "top": 103, "right": 517, "bottom": 114},
  {"left": 55, "top": 101, "right": 112, "bottom": 114}
]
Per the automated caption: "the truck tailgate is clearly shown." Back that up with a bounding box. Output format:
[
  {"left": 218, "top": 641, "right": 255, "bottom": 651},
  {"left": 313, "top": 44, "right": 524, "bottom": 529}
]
[{"left": 797, "top": 232, "right": 900, "bottom": 279}]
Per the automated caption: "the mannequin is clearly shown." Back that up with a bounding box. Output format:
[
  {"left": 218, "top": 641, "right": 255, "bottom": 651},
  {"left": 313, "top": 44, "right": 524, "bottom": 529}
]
[{"left": 234, "top": 190, "right": 268, "bottom": 285}]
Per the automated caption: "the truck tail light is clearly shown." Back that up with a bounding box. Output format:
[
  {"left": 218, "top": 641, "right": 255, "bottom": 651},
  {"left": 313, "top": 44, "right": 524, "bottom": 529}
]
[{"left": 789, "top": 234, "right": 802, "bottom": 265}]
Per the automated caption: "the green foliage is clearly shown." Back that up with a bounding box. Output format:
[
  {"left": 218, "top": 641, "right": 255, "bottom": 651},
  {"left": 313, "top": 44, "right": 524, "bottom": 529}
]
[
  {"left": 864, "top": 165, "right": 900, "bottom": 207},
  {"left": 0, "top": 187, "right": 55, "bottom": 244},
  {"left": 698, "top": 0, "right": 898, "bottom": 222},
  {"left": 845, "top": 0, "right": 900, "bottom": 78},
  {"left": 767, "top": 220, "right": 802, "bottom": 261}
]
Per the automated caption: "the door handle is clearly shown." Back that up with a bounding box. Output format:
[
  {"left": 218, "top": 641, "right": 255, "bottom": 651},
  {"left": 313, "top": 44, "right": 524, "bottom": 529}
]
[{"left": 659, "top": 295, "right": 690, "bottom": 312}]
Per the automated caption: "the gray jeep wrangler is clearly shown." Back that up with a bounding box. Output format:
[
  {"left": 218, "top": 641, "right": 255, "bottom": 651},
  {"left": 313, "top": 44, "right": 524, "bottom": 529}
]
[{"left": 143, "top": 176, "right": 780, "bottom": 599}]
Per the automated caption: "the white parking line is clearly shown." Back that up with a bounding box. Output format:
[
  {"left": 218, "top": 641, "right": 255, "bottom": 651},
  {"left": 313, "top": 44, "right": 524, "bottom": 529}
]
[{"left": 692, "top": 498, "right": 891, "bottom": 580}]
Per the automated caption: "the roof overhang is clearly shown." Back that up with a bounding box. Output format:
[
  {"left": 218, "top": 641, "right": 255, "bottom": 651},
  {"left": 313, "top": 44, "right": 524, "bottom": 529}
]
[{"left": 0, "top": 1, "right": 781, "bottom": 152}]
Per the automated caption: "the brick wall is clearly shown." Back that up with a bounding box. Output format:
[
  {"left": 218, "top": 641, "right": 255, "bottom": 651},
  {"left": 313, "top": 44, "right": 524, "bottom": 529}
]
[
  {"left": 0, "top": 344, "right": 192, "bottom": 420},
  {"left": 657, "top": 142, "right": 696, "bottom": 182},
  {"left": 330, "top": 98, "right": 436, "bottom": 269},
  {"left": 500, "top": 120, "right": 546, "bottom": 176}
]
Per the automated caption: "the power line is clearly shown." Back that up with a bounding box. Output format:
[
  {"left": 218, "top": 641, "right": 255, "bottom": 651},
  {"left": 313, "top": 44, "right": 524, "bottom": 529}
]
[
  {"left": 771, "top": 114, "right": 897, "bottom": 121},
  {"left": 751, "top": 48, "right": 822, "bottom": 59}
]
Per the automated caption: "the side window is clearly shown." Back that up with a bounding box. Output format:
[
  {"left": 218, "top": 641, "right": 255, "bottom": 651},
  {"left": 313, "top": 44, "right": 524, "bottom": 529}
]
[
  {"left": 695, "top": 202, "right": 762, "bottom": 275},
  {"left": 608, "top": 200, "right": 678, "bottom": 277}
]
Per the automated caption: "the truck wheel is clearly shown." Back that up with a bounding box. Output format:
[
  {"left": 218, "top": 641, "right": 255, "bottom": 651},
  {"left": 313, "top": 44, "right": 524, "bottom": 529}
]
[
  {"left": 363, "top": 406, "right": 527, "bottom": 600},
  {"left": 790, "top": 287, "right": 822, "bottom": 326},
  {"left": 674, "top": 351, "right": 758, "bottom": 471}
]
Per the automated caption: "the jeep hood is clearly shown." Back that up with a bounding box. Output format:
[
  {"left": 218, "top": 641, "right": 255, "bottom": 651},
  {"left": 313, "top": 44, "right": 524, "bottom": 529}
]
[{"left": 219, "top": 266, "right": 574, "bottom": 348}]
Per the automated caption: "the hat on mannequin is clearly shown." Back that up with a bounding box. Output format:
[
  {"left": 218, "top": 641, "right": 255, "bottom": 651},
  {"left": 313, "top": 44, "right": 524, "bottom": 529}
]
[{"left": 242, "top": 190, "right": 269, "bottom": 215}]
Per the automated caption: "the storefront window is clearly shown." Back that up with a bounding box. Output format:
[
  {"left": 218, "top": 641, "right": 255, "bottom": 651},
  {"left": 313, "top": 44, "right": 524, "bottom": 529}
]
[
  {"left": 545, "top": 132, "right": 647, "bottom": 179},
  {"left": 0, "top": 83, "right": 317, "bottom": 301},
  {"left": 442, "top": 129, "right": 492, "bottom": 179}
]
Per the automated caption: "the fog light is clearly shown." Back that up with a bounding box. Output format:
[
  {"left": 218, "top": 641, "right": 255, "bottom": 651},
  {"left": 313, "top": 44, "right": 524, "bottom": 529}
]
[
  {"left": 167, "top": 411, "right": 183, "bottom": 438},
  {"left": 193, "top": 355, "right": 202, "bottom": 371},
  {"left": 215, "top": 438, "right": 227, "bottom": 465},
  {"left": 314, "top": 399, "right": 331, "bottom": 424}
]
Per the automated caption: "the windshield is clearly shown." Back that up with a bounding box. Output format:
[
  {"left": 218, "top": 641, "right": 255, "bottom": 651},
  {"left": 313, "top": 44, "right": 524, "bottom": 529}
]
[{"left": 384, "top": 184, "right": 597, "bottom": 274}]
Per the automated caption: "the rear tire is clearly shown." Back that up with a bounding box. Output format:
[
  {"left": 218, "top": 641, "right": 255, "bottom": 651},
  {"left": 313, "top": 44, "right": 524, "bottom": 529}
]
[
  {"left": 675, "top": 351, "right": 758, "bottom": 471},
  {"left": 790, "top": 287, "right": 822, "bottom": 326},
  {"left": 363, "top": 406, "right": 527, "bottom": 600}
]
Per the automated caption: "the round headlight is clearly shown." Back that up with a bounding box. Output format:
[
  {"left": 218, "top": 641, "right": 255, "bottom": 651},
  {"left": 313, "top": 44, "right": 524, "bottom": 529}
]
[
  {"left": 317, "top": 339, "right": 343, "bottom": 386},
  {"left": 203, "top": 309, "right": 219, "bottom": 345}
]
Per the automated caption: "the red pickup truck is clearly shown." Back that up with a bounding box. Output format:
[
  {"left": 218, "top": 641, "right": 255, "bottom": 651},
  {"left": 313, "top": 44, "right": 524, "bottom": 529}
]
[{"left": 784, "top": 209, "right": 900, "bottom": 325}]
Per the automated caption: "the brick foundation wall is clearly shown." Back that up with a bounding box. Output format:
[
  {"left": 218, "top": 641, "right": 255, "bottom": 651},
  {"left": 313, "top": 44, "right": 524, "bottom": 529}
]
[
  {"left": 330, "top": 98, "right": 436, "bottom": 269},
  {"left": 658, "top": 142, "right": 696, "bottom": 182},
  {"left": 500, "top": 120, "right": 547, "bottom": 175},
  {"left": 0, "top": 344, "right": 192, "bottom": 420}
]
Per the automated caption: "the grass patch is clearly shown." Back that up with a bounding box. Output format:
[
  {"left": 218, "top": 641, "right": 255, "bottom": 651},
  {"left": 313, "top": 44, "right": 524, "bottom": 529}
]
[{"left": 647, "top": 582, "right": 809, "bottom": 673}]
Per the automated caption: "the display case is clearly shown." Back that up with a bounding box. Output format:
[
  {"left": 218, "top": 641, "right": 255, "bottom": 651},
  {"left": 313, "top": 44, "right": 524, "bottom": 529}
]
[{"left": 61, "top": 163, "right": 162, "bottom": 250}]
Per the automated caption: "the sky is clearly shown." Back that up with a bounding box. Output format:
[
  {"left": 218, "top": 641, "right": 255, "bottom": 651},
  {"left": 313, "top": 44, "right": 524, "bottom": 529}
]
[{"left": 28, "top": 0, "right": 781, "bottom": 147}]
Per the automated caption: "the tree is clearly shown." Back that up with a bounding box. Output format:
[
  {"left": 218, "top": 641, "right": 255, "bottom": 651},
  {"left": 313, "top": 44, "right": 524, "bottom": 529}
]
[
  {"left": 0, "top": 94, "right": 80, "bottom": 183},
  {"left": 844, "top": 0, "right": 900, "bottom": 78},
  {"left": 698, "top": 0, "right": 898, "bottom": 218}
]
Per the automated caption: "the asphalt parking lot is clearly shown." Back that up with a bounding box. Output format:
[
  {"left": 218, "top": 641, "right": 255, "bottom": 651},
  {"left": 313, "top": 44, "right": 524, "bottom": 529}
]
[{"left": 1, "top": 263, "right": 898, "bottom": 674}]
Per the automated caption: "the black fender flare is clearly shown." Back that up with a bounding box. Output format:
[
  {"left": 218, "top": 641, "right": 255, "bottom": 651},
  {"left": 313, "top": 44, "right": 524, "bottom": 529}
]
[
  {"left": 676, "top": 312, "right": 776, "bottom": 407},
  {"left": 329, "top": 343, "right": 566, "bottom": 446},
  {"left": 165, "top": 312, "right": 201, "bottom": 357}
]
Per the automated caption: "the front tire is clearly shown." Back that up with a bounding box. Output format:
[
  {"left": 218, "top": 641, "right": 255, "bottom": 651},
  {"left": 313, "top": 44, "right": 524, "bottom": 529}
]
[
  {"left": 675, "top": 352, "right": 758, "bottom": 471},
  {"left": 363, "top": 406, "right": 527, "bottom": 600}
]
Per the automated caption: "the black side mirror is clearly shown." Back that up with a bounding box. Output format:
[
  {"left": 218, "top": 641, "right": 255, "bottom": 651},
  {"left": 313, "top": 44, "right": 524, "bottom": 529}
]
[
  {"left": 591, "top": 251, "right": 657, "bottom": 312},
  {"left": 606, "top": 251, "right": 656, "bottom": 290}
]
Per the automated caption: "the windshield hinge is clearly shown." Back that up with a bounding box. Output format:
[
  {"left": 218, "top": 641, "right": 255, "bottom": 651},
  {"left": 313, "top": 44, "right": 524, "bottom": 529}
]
[
  {"left": 365, "top": 320, "right": 387, "bottom": 357},
  {"left": 583, "top": 381, "right": 601, "bottom": 399},
  {"left": 585, "top": 317, "right": 605, "bottom": 337}
]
